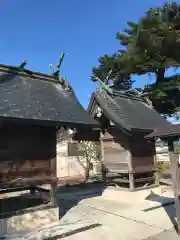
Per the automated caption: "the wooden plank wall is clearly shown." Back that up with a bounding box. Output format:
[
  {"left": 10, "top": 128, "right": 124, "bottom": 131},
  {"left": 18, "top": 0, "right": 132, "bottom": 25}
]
[
  {"left": 103, "top": 140, "right": 129, "bottom": 172},
  {"left": 101, "top": 130, "right": 130, "bottom": 172},
  {"left": 0, "top": 123, "right": 56, "bottom": 188},
  {"left": 130, "top": 134, "right": 156, "bottom": 173},
  {"left": 101, "top": 129, "right": 156, "bottom": 174}
]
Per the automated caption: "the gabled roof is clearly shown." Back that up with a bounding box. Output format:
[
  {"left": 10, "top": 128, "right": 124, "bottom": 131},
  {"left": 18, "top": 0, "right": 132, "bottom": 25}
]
[
  {"left": 0, "top": 64, "right": 99, "bottom": 129},
  {"left": 146, "top": 124, "right": 180, "bottom": 139},
  {"left": 88, "top": 87, "right": 170, "bottom": 133}
]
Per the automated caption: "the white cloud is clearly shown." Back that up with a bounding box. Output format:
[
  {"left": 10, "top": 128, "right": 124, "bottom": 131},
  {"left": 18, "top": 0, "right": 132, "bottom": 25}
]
[{"left": 167, "top": 117, "right": 180, "bottom": 124}]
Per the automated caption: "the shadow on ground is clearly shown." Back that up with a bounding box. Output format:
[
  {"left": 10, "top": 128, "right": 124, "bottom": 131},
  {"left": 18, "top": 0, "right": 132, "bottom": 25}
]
[
  {"left": 0, "top": 193, "right": 49, "bottom": 219},
  {"left": 57, "top": 182, "right": 106, "bottom": 219},
  {"left": 0, "top": 182, "right": 106, "bottom": 220},
  {"left": 144, "top": 193, "right": 178, "bottom": 232},
  {"left": 43, "top": 223, "right": 102, "bottom": 240},
  {"left": 0, "top": 182, "right": 105, "bottom": 239}
]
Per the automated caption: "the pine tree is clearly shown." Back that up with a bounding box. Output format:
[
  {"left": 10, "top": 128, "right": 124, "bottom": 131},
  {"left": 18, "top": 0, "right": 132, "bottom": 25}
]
[
  {"left": 91, "top": 54, "right": 133, "bottom": 90},
  {"left": 92, "top": 2, "right": 180, "bottom": 117},
  {"left": 134, "top": 2, "right": 180, "bottom": 116}
]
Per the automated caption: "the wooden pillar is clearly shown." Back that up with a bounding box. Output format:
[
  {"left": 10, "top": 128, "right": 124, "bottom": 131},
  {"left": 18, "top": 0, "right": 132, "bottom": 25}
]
[
  {"left": 51, "top": 151, "right": 58, "bottom": 206},
  {"left": 100, "top": 133, "right": 106, "bottom": 182},
  {"left": 50, "top": 181, "right": 58, "bottom": 206},
  {"left": 128, "top": 151, "right": 135, "bottom": 191},
  {"left": 30, "top": 187, "right": 36, "bottom": 195},
  {"left": 168, "top": 140, "right": 180, "bottom": 234},
  {"left": 50, "top": 130, "right": 58, "bottom": 206}
]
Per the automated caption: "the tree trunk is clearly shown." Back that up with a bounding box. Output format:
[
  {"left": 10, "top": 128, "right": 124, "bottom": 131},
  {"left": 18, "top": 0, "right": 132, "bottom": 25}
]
[
  {"left": 85, "top": 157, "right": 90, "bottom": 182},
  {"left": 156, "top": 68, "right": 165, "bottom": 83},
  {"left": 101, "top": 164, "right": 107, "bottom": 182},
  {"left": 85, "top": 168, "right": 90, "bottom": 182}
]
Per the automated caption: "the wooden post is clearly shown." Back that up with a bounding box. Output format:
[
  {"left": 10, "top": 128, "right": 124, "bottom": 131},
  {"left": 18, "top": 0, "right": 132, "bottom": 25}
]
[
  {"left": 50, "top": 181, "right": 58, "bottom": 206},
  {"left": 168, "top": 140, "right": 180, "bottom": 234},
  {"left": 129, "top": 173, "right": 135, "bottom": 191},
  {"left": 128, "top": 151, "right": 135, "bottom": 191},
  {"left": 50, "top": 130, "right": 58, "bottom": 207},
  {"left": 100, "top": 133, "right": 106, "bottom": 182},
  {"left": 30, "top": 186, "right": 36, "bottom": 195}
]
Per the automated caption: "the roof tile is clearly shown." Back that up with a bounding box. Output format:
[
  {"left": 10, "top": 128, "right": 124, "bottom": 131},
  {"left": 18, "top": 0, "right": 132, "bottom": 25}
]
[
  {"left": 94, "top": 88, "right": 170, "bottom": 132},
  {"left": 0, "top": 64, "right": 99, "bottom": 129}
]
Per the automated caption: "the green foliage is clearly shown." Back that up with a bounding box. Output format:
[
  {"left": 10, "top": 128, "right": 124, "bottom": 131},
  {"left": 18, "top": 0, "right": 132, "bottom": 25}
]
[
  {"left": 134, "top": 2, "right": 180, "bottom": 72},
  {"left": 92, "top": 2, "right": 180, "bottom": 117},
  {"left": 143, "top": 74, "right": 180, "bottom": 116},
  {"left": 77, "top": 141, "right": 100, "bottom": 182},
  {"left": 92, "top": 54, "right": 134, "bottom": 90},
  {"left": 155, "top": 161, "right": 170, "bottom": 173}
]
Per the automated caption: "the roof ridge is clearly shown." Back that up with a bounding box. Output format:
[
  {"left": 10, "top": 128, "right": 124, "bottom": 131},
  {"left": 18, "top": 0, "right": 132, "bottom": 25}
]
[
  {"left": 112, "top": 90, "right": 154, "bottom": 107},
  {"left": 0, "top": 63, "right": 59, "bottom": 82},
  {"left": 0, "top": 63, "right": 75, "bottom": 93},
  {"left": 96, "top": 88, "right": 125, "bottom": 112},
  {"left": 96, "top": 87, "right": 148, "bottom": 104},
  {"left": 112, "top": 90, "right": 144, "bottom": 101}
]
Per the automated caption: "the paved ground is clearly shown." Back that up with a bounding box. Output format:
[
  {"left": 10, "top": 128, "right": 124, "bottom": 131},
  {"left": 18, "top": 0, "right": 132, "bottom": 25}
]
[
  {"left": 56, "top": 197, "right": 179, "bottom": 240},
  {"left": 144, "top": 230, "right": 179, "bottom": 240},
  {"left": 1, "top": 185, "right": 180, "bottom": 239}
]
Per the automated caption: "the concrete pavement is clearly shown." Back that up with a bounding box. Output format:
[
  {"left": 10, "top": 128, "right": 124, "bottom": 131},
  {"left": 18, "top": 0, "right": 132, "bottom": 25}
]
[
  {"left": 143, "top": 230, "right": 179, "bottom": 240},
  {"left": 9, "top": 196, "right": 179, "bottom": 239},
  {"left": 2, "top": 185, "right": 180, "bottom": 239},
  {"left": 59, "top": 196, "right": 178, "bottom": 240}
]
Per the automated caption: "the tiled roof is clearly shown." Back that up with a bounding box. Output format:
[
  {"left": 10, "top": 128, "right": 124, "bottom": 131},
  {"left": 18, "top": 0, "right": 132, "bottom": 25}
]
[
  {"left": 0, "top": 64, "right": 99, "bottom": 129},
  {"left": 93, "top": 87, "right": 170, "bottom": 132},
  {"left": 146, "top": 124, "right": 180, "bottom": 138}
]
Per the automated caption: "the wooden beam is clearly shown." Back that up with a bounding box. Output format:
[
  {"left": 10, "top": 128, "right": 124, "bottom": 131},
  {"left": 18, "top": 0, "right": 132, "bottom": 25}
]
[{"left": 168, "top": 140, "right": 180, "bottom": 234}]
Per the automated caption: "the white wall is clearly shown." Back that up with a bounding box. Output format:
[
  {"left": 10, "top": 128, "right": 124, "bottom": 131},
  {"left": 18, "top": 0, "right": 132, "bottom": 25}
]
[
  {"left": 56, "top": 137, "right": 102, "bottom": 183},
  {"left": 56, "top": 140, "right": 86, "bottom": 179}
]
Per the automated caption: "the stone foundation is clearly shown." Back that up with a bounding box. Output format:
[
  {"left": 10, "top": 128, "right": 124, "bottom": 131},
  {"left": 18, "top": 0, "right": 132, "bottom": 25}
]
[{"left": 0, "top": 206, "right": 59, "bottom": 238}]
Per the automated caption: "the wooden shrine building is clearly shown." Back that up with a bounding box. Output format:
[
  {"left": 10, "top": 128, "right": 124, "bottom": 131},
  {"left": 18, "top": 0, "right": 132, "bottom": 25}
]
[
  {"left": 0, "top": 63, "right": 99, "bottom": 205},
  {"left": 146, "top": 124, "right": 180, "bottom": 234},
  {"left": 88, "top": 84, "right": 171, "bottom": 190}
]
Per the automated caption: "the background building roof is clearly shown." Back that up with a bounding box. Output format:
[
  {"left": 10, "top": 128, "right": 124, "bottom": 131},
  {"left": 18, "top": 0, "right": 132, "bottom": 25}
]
[
  {"left": 146, "top": 124, "right": 180, "bottom": 139},
  {"left": 89, "top": 87, "right": 170, "bottom": 133}
]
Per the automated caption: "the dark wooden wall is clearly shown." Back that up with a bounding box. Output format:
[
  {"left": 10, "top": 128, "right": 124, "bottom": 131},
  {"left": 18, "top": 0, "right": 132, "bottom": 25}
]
[
  {"left": 101, "top": 128, "right": 156, "bottom": 174},
  {"left": 129, "top": 133, "right": 156, "bottom": 173},
  {"left": 90, "top": 103, "right": 156, "bottom": 189},
  {"left": 100, "top": 129, "right": 156, "bottom": 189},
  {"left": 0, "top": 122, "right": 57, "bottom": 188}
]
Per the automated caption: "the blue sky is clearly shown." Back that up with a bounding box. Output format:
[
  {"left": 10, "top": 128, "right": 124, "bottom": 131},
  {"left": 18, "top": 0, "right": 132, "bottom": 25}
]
[{"left": 0, "top": 0, "right": 179, "bottom": 122}]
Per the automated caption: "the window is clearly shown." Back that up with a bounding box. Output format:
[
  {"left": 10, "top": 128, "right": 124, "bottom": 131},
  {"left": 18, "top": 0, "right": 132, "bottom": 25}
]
[{"left": 67, "top": 142, "right": 85, "bottom": 157}]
